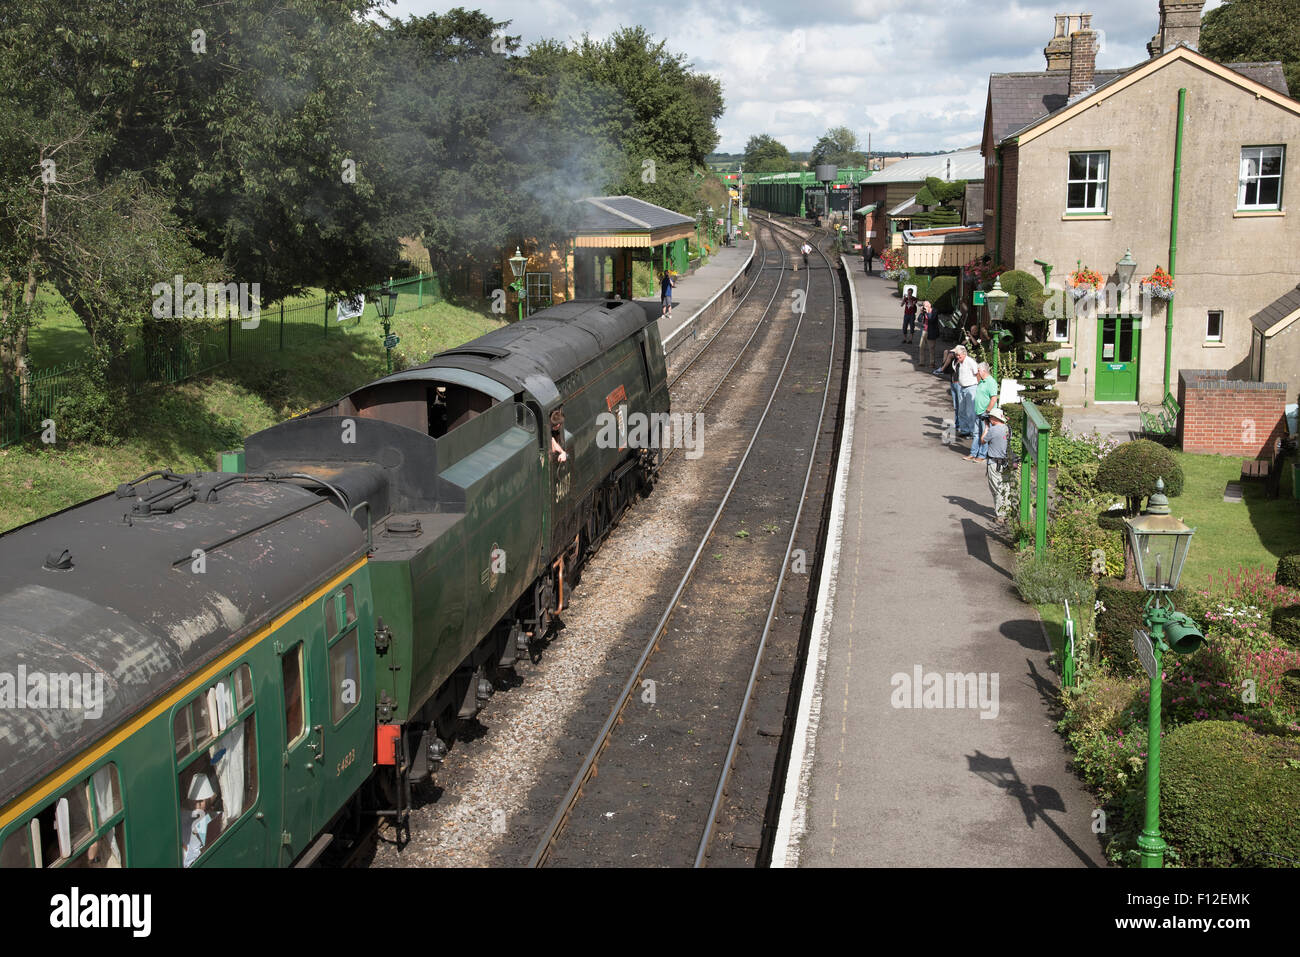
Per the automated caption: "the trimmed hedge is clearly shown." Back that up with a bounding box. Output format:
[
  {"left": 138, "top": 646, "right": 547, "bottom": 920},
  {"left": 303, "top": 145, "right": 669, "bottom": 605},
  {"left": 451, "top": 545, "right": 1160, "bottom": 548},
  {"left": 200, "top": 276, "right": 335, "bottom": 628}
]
[
  {"left": 1276, "top": 553, "right": 1300, "bottom": 589},
  {"left": 1014, "top": 549, "right": 1093, "bottom": 606},
  {"left": 1270, "top": 604, "right": 1300, "bottom": 648},
  {"left": 1160, "top": 721, "right": 1300, "bottom": 867},
  {"left": 1094, "top": 580, "right": 1207, "bottom": 675}
]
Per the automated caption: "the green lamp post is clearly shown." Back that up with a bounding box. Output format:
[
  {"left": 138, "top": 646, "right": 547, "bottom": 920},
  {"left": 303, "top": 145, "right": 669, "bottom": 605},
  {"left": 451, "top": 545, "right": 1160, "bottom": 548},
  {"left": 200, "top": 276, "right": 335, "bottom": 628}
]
[
  {"left": 983, "top": 277, "right": 1011, "bottom": 378},
  {"left": 1123, "top": 477, "right": 1202, "bottom": 868},
  {"left": 508, "top": 247, "right": 527, "bottom": 321},
  {"left": 375, "top": 279, "right": 400, "bottom": 374},
  {"left": 707, "top": 206, "right": 715, "bottom": 247},
  {"left": 694, "top": 211, "right": 702, "bottom": 257}
]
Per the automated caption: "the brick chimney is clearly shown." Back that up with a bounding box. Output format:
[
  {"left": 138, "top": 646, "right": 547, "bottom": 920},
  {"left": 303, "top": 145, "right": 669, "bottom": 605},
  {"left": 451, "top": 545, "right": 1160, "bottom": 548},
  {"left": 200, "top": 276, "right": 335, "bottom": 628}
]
[
  {"left": 1068, "top": 18, "right": 1098, "bottom": 99},
  {"left": 1147, "top": 0, "right": 1206, "bottom": 58},
  {"left": 1044, "top": 14, "right": 1073, "bottom": 71}
]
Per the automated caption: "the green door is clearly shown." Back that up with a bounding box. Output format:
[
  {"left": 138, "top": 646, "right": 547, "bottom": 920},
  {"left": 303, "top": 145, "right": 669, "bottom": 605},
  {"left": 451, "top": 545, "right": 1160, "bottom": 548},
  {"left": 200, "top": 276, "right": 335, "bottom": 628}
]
[
  {"left": 1095, "top": 316, "right": 1140, "bottom": 401},
  {"left": 277, "top": 636, "right": 321, "bottom": 865}
]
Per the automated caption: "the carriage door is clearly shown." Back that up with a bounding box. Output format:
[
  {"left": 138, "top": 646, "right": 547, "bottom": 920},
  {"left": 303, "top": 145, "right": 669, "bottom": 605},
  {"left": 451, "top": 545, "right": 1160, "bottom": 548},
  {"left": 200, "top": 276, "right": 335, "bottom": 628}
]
[
  {"left": 1095, "top": 315, "right": 1140, "bottom": 401},
  {"left": 276, "top": 598, "right": 332, "bottom": 864}
]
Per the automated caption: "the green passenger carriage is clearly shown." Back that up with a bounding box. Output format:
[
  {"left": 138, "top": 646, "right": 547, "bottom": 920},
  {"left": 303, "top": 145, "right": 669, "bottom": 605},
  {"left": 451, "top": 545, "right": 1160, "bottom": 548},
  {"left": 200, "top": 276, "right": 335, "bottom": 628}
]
[{"left": 0, "top": 298, "right": 668, "bottom": 867}]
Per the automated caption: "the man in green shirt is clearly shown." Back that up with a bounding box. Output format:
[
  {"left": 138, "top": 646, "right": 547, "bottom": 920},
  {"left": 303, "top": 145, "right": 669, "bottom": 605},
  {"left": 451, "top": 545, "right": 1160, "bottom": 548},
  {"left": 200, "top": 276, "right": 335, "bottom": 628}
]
[{"left": 964, "top": 362, "right": 1000, "bottom": 461}]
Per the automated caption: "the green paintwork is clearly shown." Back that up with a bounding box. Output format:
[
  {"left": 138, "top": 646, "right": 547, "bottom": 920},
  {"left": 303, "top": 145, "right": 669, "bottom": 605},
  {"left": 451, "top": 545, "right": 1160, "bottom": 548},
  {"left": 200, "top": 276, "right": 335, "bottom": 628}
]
[
  {"left": 0, "top": 566, "right": 374, "bottom": 868},
  {"left": 1095, "top": 316, "right": 1141, "bottom": 401}
]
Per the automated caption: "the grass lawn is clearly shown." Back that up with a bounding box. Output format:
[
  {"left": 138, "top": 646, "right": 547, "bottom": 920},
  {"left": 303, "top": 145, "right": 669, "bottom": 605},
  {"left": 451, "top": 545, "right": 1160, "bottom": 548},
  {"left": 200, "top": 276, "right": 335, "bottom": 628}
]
[
  {"left": 2, "top": 301, "right": 503, "bottom": 532},
  {"left": 1170, "top": 449, "right": 1300, "bottom": 589}
]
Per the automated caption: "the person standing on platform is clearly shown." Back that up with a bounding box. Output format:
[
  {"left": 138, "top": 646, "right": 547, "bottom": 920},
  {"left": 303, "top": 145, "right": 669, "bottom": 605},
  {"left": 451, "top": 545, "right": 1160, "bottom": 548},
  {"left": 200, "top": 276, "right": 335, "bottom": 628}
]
[
  {"left": 964, "top": 362, "right": 1000, "bottom": 461},
  {"left": 659, "top": 269, "right": 676, "bottom": 318},
  {"left": 983, "top": 406, "right": 1013, "bottom": 514},
  {"left": 901, "top": 292, "right": 917, "bottom": 344},
  {"left": 954, "top": 345, "right": 979, "bottom": 438},
  {"left": 916, "top": 301, "right": 937, "bottom": 368},
  {"left": 863, "top": 243, "right": 875, "bottom": 275}
]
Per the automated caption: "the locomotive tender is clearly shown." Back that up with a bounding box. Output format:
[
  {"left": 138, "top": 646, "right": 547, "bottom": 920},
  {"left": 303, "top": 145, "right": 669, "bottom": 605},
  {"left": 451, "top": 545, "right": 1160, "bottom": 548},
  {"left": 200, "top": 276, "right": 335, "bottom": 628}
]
[{"left": 0, "top": 297, "right": 668, "bottom": 867}]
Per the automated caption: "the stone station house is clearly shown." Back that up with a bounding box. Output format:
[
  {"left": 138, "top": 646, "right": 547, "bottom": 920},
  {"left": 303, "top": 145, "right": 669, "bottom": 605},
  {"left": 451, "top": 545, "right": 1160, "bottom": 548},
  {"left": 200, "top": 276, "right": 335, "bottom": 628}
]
[{"left": 981, "top": 3, "right": 1300, "bottom": 410}]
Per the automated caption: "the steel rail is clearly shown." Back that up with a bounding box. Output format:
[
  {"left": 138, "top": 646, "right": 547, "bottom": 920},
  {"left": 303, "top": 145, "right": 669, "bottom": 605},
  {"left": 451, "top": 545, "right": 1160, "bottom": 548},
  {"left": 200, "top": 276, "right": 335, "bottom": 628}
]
[
  {"left": 694, "top": 219, "right": 841, "bottom": 867},
  {"left": 527, "top": 221, "right": 815, "bottom": 867}
]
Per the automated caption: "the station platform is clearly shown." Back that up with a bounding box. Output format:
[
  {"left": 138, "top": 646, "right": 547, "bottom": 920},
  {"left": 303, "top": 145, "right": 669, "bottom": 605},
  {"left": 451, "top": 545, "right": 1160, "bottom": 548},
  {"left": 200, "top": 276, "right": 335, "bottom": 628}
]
[
  {"left": 642, "top": 240, "right": 755, "bottom": 350},
  {"left": 773, "top": 257, "right": 1106, "bottom": 867}
]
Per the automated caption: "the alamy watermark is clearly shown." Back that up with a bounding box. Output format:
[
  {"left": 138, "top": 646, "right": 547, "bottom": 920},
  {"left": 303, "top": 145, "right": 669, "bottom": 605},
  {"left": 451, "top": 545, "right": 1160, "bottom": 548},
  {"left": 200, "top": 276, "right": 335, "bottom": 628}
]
[
  {"left": 0, "top": 667, "right": 105, "bottom": 719},
  {"left": 595, "top": 410, "right": 705, "bottom": 460},
  {"left": 151, "top": 275, "right": 261, "bottom": 328},
  {"left": 890, "top": 665, "right": 999, "bottom": 719}
]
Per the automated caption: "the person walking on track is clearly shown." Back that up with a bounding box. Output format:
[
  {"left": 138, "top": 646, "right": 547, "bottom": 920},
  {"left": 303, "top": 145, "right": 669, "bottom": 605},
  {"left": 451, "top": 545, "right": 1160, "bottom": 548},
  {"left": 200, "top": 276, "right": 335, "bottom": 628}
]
[
  {"left": 659, "top": 269, "right": 676, "bottom": 318},
  {"left": 800, "top": 241, "right": 812, "bottom": 270}
]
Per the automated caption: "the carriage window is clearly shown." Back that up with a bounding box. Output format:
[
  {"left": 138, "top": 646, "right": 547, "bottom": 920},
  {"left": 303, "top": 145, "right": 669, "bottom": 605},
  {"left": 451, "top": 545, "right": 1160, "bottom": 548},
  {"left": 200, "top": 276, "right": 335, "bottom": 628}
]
[
  {"left": 176, "top": 668, "right": 258, "bottom": 867},
  {"left": 0, "top": 763, "right": 125, "bottom": 869},
  {"left": 329, "top": 629, "right": 360, "bottom": 724},
  {"left": 283, "top": 644, "right": 305, "bottom": 745},
  {"left": 325, "top": 584, "right": 356, "bottom": 639}
]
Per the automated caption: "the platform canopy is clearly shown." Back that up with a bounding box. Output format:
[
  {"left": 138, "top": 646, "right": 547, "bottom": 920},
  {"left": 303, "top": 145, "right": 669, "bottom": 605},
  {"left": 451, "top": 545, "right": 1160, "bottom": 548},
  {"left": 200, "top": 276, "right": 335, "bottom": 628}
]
[
  {"left": 574, "top": 196, "right": 697, "bottom": 248},
  {"left": 901, "top": 226, "right": 986, "bottom": 268}
]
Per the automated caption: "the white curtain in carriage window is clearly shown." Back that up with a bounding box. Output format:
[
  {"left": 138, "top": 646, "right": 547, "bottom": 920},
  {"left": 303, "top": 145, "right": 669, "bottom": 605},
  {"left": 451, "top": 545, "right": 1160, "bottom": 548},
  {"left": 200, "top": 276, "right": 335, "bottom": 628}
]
[
  {"left": 210, "top": 719, "right": 246, "bottom": 821},
  {"left": 91, "top": 767, "right": 121, "bottom": 868}
]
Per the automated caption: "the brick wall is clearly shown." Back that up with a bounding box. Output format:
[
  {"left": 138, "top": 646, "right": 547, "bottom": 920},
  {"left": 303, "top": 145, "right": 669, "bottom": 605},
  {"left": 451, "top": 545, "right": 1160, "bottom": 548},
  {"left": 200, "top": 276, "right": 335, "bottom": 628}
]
[
  {"left": 1178, "top": 369, "right": 1287, "bottom": 457},
  {"left": 999, "top": 145, "right": 1018, "bottom": 265}
]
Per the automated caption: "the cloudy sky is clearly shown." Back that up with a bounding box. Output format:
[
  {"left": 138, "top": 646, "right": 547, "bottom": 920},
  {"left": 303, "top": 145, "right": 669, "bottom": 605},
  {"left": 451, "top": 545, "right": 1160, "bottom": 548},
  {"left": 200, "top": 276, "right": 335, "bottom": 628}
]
[{"left": 383, "top": 0, "right": 1225, "bottom": 154}]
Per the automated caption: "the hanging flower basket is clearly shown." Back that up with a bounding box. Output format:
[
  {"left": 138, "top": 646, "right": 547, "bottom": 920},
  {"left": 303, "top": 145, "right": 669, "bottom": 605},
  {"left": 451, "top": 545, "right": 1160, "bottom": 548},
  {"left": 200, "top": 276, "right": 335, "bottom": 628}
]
[
  {"left": 1141, "top": 265, "right": 1175, "bottom": 301},
  {"left": 1068, "top": 266, "right": 1105, "bottom": 300}
]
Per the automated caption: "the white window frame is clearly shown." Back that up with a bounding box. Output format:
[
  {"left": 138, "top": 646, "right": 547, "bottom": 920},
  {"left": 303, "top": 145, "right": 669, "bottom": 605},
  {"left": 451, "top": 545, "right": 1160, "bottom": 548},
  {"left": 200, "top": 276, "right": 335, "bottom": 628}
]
[
  {"left": 1206, "top": 310, "right": 1224, "bottom": 342},
  {"left": 1239, "top": 146, "right": 1284, "bottom": 210},
  {"left": 1066, "top": 151, "right": 1109, "bottom": 213},
  {"left": 525, "top": 272, "right": 552, "bottom": 316},
  {"left": 1052, "top": 315, "right": 1070, "bottom": 342}
]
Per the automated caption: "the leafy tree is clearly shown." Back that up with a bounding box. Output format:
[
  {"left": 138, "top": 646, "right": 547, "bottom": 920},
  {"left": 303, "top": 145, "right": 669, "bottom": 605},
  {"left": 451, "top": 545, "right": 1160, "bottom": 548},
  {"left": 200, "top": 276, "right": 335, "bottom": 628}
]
[
  {"left": 744, "top": 134, "right": 793, "bottom": 174},
  {"left": 810, "top": 126, "right": 866, "bottom": 168},
  {"left": 913, "top": 176, "right": 966, "bottom": 228},
  {"left": 1200, "top": 0, "right": 1300, "bottom": 97}
]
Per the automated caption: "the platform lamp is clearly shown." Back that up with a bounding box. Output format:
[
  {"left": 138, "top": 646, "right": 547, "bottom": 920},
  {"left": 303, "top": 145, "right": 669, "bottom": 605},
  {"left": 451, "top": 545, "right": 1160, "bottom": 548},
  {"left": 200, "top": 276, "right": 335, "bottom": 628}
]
[
  {"left": 375, "top": 279, "right": 400, "bottom": 374},
  {"left": 983, "top": 277, "right": 1010, "bottom": 378},
  {"left": 1124, "top": 477, "right": 1202, "bottom": 868},
  {"left": 1116, "top": 247, "right": 1138, "bottom": 312},
  {"left": 508, "top": 246, "right": 527, "bottom": 321},
  {"left": 707, "top": 206, "right": 715, "bottom": 246}
]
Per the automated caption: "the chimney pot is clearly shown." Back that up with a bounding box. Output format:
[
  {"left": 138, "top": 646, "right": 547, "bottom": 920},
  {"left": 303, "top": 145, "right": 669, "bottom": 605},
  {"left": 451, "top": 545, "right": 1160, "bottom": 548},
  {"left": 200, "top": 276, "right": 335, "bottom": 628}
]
[{"left": 1044, "top": 11, "right": 1077, "bottom": 71}]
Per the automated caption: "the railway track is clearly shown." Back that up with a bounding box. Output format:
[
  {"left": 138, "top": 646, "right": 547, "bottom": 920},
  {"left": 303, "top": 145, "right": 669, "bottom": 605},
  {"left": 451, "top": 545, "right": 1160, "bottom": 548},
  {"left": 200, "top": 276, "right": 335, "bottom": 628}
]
[{"left": 528, "top": 220, "right": 845, "bottom": 867}]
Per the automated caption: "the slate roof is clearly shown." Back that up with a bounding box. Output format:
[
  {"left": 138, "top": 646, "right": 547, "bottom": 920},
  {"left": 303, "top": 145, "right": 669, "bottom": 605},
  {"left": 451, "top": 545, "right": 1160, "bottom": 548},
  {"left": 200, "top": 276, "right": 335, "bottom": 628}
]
[
  {"left": 988, "top": 60, "right": 1290, "bottom": 147},
  {"left": 1249, "top": 284, "right": 1300, "bottom": 335},
  {"left": 578, "top": 196, "right": 695, "bottom": 234},
  {"left": 856, "top": 149, "right": 984, "bottom": 185}
]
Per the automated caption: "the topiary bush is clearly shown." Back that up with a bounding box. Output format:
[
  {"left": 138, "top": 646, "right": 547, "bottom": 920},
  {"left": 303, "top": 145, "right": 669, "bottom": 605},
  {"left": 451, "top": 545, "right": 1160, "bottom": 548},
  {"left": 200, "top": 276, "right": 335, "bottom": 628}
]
[
  {"left": 1014, "top": 549, "right": 1093, "bottom": 607},
  {"left": 1270, "top": 604, "right": 1300, "bottom": 648},
  {"left": 1159, "top": 721, "right": 1300, "bottom": 867},
  {"left": 928, "top": 275, "right": 956, "bottom": 313},
  {"left": 1276, "top": 553, "right": 1300, "bottom": 589},
  {"left": 1096, "top": 439, "right": 1185, "bottom": 515}
]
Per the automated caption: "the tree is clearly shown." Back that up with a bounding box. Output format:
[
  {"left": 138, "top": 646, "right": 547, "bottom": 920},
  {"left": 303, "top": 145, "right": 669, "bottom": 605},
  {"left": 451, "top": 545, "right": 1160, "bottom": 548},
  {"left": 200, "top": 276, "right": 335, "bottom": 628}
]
[
  {"left": 1096, "top": 439, "right": 1185, "bottom": 581},
  {"left": 1200, "top": 0, "right": 1300, "bottom": 98},
  {"left": 810, "top": 126, "right": 866, "bottom": 168},
  {"left": 913, "top": 176, "right": 966, "bottom": 228},
  {"left": 996, "top": 269, "right": 1059, "bottom": 406},
  {"left": 744, "top": 134, "right": 793, "bottom": 174}
]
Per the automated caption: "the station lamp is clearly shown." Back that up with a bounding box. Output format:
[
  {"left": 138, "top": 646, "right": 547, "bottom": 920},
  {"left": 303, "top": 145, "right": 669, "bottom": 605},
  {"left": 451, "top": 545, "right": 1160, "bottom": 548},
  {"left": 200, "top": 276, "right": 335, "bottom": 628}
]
[
  {"left": 375, "top": 279, "right": 401, "bottom": 374},
  {"left": 1116, "top": 248, "right": 1138, "bottom": 288},
  {"left": 509, "top": 247, "right": 527, "bottom": 321},
  {"left": 1124, "top": 476, "right": 1202, "bottom": 869},
  {"left": 983, "top": 277, "right": 1010, "bottom": 377}
]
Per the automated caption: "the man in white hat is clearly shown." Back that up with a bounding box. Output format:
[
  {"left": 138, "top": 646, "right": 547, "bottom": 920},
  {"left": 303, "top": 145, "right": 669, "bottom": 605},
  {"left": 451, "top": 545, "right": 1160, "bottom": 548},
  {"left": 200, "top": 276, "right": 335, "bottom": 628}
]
[{"left": 983, "top": 406, "right": 1013, "bottom": 515}]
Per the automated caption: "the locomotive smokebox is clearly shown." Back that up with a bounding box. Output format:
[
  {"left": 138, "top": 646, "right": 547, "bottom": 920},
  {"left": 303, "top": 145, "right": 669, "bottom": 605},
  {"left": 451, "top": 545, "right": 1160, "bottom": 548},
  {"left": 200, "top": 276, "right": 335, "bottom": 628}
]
[{"left": 815, "top": 163, "right": 838, "bottom": 184}]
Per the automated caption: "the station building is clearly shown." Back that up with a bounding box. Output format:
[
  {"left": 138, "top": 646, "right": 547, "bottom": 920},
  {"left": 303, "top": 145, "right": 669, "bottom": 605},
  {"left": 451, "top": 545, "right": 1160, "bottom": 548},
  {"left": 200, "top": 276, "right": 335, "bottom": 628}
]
[{"left": 981, "top": 3, "right": 1300, "bottom": 407}]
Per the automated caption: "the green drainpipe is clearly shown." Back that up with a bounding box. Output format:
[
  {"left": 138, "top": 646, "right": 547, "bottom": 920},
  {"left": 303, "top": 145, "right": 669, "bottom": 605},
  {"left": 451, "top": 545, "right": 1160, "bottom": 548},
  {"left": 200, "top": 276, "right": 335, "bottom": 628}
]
[{"left": 1164, "top": 88, "right": 1186, "bottom": 397}]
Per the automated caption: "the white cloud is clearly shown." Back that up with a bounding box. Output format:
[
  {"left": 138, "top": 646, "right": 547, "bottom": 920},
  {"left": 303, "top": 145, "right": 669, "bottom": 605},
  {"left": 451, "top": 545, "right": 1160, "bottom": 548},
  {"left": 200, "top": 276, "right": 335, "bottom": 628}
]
[{"left": 382, "top": 0, "right": 1231, "bottom": 153}]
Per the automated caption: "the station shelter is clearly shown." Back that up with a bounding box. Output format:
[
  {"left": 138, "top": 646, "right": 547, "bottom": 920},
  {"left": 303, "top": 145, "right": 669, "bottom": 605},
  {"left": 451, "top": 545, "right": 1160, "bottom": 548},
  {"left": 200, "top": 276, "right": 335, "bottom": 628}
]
[{"left": 498, "top": 196, "right": 697, "bottom": 313}]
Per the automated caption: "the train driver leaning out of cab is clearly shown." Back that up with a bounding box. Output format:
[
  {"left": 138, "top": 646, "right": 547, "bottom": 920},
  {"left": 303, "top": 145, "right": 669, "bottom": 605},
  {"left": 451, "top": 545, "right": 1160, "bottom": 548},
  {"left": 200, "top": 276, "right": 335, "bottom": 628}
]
[{"left": 550, "top": 408, "right": 568, "bottom": 464}]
